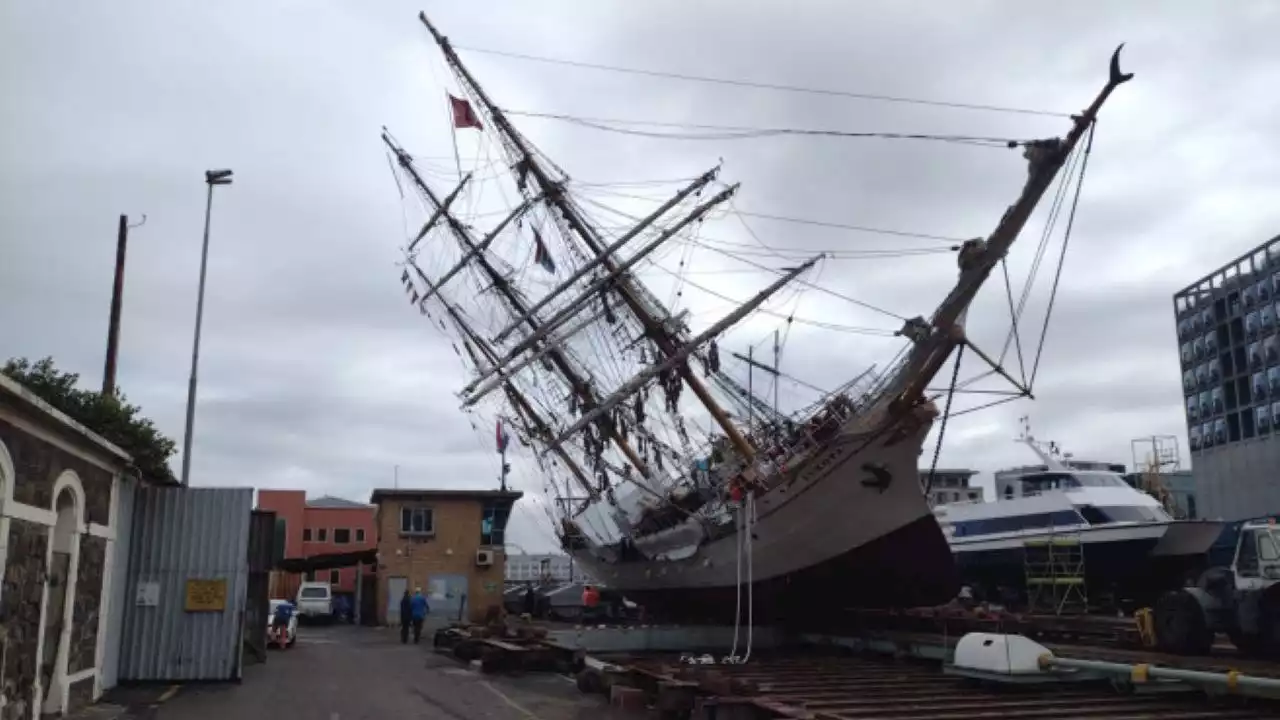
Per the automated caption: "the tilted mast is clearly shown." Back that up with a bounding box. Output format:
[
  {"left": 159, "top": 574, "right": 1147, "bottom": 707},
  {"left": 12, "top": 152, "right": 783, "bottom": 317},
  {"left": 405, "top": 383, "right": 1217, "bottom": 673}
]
[
  {"left": 383, "top": 132, "right": 655, "bottom": 480},
  {"left": 545, "top": 255, "right": 823, "bottom": 453},
  {"left": 888, "top": 47, "right": 1133, "bottom": 414},
  {"left": 408, "top": 263, "right": 600, "bottom": 501},
  {"left": 419, "top": 11, "right": 760, "bottom": 464}
]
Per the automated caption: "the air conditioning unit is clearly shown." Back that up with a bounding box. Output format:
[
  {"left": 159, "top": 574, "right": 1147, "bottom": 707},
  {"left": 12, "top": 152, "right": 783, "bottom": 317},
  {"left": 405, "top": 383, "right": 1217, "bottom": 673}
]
[{"left": 475, "top": 549, "right": 494, "bottom": 567}]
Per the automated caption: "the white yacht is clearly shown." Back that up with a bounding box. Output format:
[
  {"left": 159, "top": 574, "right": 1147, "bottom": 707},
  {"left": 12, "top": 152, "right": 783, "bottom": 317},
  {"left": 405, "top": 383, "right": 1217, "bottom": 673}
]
[{"left": 934, "top": 432, "right": 1223, "bottom": 611}]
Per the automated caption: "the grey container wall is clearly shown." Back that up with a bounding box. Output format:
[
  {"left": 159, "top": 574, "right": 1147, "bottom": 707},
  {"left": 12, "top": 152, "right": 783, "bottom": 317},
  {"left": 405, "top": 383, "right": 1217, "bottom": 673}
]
[{"left": 118, "top": 487, "right": 253, "bottom": 682}]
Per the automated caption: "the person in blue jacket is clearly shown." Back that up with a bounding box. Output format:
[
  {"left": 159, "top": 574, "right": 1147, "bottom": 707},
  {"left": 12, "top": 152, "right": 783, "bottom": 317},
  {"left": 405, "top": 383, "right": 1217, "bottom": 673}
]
[{"left": 410, "top": 587, "right": 430, "bottom": 643}]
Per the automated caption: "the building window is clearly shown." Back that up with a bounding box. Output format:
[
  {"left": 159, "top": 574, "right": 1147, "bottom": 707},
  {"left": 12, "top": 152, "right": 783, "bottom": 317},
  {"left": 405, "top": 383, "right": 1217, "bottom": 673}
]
[
  {"left": 1206, "top": 331, "right": 1219, "bottom": 354},
  {"left": 1270, "top": 367, "right": 1280, "bottom": 394},
  {"left": 303, "top": 528, "right": 312, "bottom": 542},
  {"left": 1247, "top": 311, "right": 1260, "bottom": 339},
  {"left": 1183, "top": 370, "right": 1196, "bottom": 393},
  {"left": 1265, "top": 305, "right": 1277, "bottom": 332},
  {"left": 1192, "top": 336, "right": 1205, "bottom": 360},
  {"left": 1261, "top": 279, "right": 1273, "bottom": 302},
  {"left": 1211, "top": 387, "right": 1225, "bottom": 413},
  {"left": 1273, "top": 402, "right": 1280, "bottom": 428},
  {"left": 356, "top": 528, "right": 365, "bottom": 543},
  {"left": 1254, "top": 372, "right": 1268, "bottom": 400},
  {"left": 1202, "top": 307, "right": 1214, "bottom": 328},
  {"left": 1178, "top": 318, "right": 1191, "bottom": 340},
  {"left": 1209, "top": 359, "right": 1222, "bottom": 383},
  {"left": 400, "top": 506, "right": 434, "bottom": 535},
  {"left": 1189, "top": 425, "right": 1202, "bottom": 450},
  {"left": 1257, "top": 406, "right": 1271, "bottom": 434},
  {"left": 1273, "top": 270, "right": 1280, "bottom": 296},
  {"left": 1245, "top": 284, "right": 1258, "bottom": 307},
  {"left": 1250, "top": 343, "right": 1263, "bottom": 369},
  {"left": 1196, "top": 363, "right": 1209, "bottom": 388},
  {"left": 334, "top": 528, "right": 351, "bottom": 545},
  {"left": 330, "top": 569, "right": 341, "bottom": 585},
  {"left": 1179, "top": 342, "right": 1192, "bottom": 365},
  {"left": 317, "top": 528, "right": 328, "bottom": 542},
  {"left": 480, "top": 501, "right": 507, "bottom": 546},
  {"left": 1214, "top": 418, "right": 1227, "bottom": 444},
  {"left": 1186, "top": 396, "right": 1198, "bottom": 420}
]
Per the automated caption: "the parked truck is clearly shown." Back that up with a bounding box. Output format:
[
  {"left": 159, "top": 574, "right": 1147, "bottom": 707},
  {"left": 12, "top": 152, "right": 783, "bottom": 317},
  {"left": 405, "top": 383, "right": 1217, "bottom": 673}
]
[{"left": 1154, "top": 517, "right": 1280, "bottom": 656}]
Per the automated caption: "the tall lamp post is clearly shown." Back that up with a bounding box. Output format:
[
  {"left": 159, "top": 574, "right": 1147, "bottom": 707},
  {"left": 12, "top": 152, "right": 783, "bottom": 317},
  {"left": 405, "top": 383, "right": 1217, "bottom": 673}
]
[{"left": 180, "top": 169, "right": 233, "bottom": 487}]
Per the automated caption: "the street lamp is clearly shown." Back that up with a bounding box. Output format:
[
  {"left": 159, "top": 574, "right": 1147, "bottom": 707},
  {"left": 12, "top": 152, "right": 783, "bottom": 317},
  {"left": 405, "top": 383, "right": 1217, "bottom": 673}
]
[{"left": 180, "top": 169, "right": 233, "bottom": 487}]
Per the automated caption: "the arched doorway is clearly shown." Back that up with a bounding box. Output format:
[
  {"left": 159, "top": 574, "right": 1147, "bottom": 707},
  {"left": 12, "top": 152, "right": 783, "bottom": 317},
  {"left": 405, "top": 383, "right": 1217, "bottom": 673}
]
[{"left": 41, "top": 474, "right": 83, "bottom": 715}]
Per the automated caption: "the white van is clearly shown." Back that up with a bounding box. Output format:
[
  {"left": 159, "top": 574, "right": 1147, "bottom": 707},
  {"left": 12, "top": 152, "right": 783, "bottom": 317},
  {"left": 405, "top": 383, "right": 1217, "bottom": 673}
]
[{"left": 295, "top": 582, "right": 333, "bottom": 622}]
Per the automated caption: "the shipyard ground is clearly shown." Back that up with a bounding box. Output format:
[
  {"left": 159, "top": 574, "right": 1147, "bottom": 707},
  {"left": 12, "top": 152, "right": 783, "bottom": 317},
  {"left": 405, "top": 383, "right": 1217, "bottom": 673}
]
[
  {"left": 96, "top": 617, "right": 1280, "bottom": 720},
  {"left": 141, "top": 625, "right": 617, "bottom": 720}
]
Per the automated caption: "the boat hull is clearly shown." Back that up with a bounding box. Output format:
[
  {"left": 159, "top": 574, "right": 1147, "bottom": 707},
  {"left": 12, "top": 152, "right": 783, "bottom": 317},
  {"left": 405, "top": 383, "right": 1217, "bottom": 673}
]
[
  {"left": 570, "top": 403, "right": 960, "bottom": 625},
  {"left": 951, "top": 520, "right": 1223, "bottom": 610}
]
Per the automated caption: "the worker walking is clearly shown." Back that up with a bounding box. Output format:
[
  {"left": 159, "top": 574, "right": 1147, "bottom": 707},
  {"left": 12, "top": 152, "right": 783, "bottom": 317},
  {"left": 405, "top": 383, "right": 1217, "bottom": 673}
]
[
  {"left": 399, "top": 589, "right": 413, "bottom": 644},
  {"left": 410, "top": 586, "right": 430, "bottom": 643}
]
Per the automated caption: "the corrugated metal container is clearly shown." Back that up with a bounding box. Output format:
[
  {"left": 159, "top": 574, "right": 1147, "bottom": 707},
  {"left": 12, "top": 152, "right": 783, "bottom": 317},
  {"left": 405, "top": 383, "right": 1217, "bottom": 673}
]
[
  {"left": 99, "top": 474, "right": 139, "bottom": 690},
  {"left": 119, "top": 487, "right": 252, "bottom": 682}
]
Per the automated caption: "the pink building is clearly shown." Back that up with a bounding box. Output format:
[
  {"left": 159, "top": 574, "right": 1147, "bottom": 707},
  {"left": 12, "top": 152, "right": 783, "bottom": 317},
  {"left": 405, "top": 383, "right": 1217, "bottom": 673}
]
[{"left": 257, "top": 490, "right": 376, "bottom": 596}]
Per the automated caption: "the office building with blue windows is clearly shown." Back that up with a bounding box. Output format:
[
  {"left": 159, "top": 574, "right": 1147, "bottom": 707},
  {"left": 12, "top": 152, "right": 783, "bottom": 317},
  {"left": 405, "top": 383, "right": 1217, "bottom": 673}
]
[{"left": 1175, "top": 234, "right": 1280, "bottom": 520}]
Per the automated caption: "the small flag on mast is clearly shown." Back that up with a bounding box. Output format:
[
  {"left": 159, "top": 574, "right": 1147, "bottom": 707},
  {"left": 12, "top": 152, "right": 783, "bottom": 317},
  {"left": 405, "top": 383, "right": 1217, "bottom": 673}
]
[
  {"left": 449, "top": 94, "right": 483, "bottom": 130},
  {"left": 496, "top": 418, "right": 510, "bottom": 454},
  {"left": 532, "top": 229, "right": 556, "bottom": 274}
]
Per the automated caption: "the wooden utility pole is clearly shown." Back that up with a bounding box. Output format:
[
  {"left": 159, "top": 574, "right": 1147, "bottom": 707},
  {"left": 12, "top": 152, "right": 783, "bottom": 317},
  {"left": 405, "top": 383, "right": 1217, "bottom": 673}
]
[{"left": 102, "top": 214, "right": 130, "bottom": 397}]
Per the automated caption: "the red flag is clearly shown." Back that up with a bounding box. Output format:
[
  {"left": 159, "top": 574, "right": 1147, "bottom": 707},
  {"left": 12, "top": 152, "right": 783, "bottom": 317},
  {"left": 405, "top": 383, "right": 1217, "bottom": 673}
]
[{"left": 449, "top": 94, "right": 483, "bottom": 130}]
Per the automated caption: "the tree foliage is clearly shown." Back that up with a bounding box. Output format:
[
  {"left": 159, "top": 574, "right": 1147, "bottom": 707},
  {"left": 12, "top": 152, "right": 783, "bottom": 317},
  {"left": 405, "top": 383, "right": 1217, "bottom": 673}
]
[{"left": 2, "top": 357, "right": 177, "bottom": 483}]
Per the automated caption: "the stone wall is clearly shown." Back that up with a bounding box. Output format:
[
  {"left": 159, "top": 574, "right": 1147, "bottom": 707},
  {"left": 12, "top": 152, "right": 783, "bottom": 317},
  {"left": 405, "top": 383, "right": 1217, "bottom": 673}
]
[
  {"left": 0, "top": 417, "right": 111, "bottom": 524},
  {"left": 69, "top": 534, "right": 107, "bottom": 674},
  {"left": 0, "top": 519, "right": 50, "bottom": 720},
  {"left": 67, "top": 677, "right": 94, "bottom": 714}
]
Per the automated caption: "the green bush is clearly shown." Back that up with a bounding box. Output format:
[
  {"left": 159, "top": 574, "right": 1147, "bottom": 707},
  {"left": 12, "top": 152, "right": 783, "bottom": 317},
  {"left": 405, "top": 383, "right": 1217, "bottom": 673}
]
[{"left": 2, "top": 357, "right": 177, "bottom": 483}]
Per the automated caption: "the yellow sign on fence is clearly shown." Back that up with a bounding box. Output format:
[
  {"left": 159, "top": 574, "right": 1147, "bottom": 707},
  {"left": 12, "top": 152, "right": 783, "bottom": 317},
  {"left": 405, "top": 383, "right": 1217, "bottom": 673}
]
[{"left": 184, "top": 579, "right": 227, "bottom": 612}]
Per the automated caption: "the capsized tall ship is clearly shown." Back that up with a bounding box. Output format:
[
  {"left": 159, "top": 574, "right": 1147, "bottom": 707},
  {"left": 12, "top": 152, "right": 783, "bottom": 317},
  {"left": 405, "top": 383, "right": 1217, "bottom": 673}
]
[{"left": 386, "top": 11, "right": 1134, "bottom": 623}]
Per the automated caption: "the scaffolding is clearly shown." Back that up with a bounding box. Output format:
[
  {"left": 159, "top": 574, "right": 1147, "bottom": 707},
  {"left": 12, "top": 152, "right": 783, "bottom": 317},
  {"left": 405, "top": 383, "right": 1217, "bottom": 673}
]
[{"left": 1023, "top": 535, "right": 1088, "bottom": 615}]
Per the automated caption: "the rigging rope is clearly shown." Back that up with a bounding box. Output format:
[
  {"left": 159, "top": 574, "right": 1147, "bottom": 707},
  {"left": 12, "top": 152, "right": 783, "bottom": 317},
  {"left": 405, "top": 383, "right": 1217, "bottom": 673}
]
[
  {"left": 727, "top": 491, "right": 756, "bottom": 664},
  {"left": 502, "top": 110, "right": 1035, "bottom": 148},
  {"left": 924, "top": 343, "right": 965, "bottom": 495},
  {"left": 454, "top": 44, "right": 1070, "bottom": 117},
  {"left": 1029, "top": 121, "right": 1097, "bottom": 388}
]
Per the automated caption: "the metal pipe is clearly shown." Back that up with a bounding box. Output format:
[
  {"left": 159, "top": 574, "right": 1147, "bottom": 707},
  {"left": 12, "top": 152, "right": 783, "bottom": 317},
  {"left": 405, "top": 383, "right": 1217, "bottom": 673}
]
[{"left": 1041, "top": 653, "right": 1280, "bottom": 697}]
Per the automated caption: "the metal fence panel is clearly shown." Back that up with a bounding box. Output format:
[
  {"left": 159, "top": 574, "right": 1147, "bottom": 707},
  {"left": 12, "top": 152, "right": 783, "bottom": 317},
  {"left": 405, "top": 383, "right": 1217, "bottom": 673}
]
[{"left": 118, "top": 487, "right": 252, "bottom": 682}]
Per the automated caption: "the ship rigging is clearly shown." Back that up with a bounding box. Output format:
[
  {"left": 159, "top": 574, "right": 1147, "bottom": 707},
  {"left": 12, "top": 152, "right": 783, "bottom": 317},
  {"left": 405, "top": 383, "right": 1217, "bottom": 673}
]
[{"left": 383, "top": 10, "right": 1133, "bottom": 620}]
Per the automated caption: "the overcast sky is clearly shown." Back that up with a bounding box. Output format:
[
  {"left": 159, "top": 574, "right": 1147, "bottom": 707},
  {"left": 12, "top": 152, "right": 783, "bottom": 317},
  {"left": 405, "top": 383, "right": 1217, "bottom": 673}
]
[{"left": 3, "top": 1, "right": 1279, "bottom": 551}]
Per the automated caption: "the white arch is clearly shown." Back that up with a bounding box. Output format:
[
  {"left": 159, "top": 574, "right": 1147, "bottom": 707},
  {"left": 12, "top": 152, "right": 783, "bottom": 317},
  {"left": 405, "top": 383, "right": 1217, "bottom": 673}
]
[{"left": 51, "top": 469, "right": 86, "bottom": 529}]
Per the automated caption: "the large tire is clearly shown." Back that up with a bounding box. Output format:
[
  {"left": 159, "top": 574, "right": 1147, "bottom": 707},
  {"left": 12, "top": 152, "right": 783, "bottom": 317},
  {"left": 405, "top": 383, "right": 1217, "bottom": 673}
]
[
  {"left": 1154, "top": 589, "right": 1213, "bottom": 655},
  {"left": 1256, "top": 586, "right": 1280, "bottom": 658}
]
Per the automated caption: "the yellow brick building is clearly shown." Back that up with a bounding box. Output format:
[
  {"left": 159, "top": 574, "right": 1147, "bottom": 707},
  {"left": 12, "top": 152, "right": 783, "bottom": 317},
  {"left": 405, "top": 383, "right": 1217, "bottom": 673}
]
[{"left": 369, "top": 489, "right": 522, "bottom": 625}]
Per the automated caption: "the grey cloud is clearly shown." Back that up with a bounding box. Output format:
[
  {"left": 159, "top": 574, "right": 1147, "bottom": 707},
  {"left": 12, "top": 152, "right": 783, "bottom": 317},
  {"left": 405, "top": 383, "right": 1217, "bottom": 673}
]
[{"left": 5, "top": 0, "right": 1280, "bottom": 551}]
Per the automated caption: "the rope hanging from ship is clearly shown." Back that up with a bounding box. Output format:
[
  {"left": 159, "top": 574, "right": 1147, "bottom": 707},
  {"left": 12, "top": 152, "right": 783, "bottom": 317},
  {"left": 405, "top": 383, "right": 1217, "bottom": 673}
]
[{"left": 384, "top": 12, "right": 1133, "bottom": 602}]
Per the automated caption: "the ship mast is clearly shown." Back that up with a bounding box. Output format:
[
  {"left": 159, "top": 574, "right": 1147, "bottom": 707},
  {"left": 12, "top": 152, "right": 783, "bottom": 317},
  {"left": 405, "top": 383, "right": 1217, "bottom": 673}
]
[
  {"left": 383, "top": 132, "right": 655, "bottom": 481},
  {"left": 546, "top": 255, "right": 823, "bottom": 452},
  {"left": 889, "top": 47, "right": 1132, "bottom": 414},
  {"left": 419, "top": 11, "right": 760, "bottom": 464},
  {"left": 407, "top": 263, "right": 600, "bottom": 501}
]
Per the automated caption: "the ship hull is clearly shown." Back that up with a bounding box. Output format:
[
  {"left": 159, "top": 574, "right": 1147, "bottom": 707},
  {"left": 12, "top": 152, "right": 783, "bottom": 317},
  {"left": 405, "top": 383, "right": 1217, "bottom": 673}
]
[
  {"left": 951, "top": 520, "right": 1223, "bottom": 611},
  {"left": 570, "top": 403, "right": 960, "bottom": 625}
]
